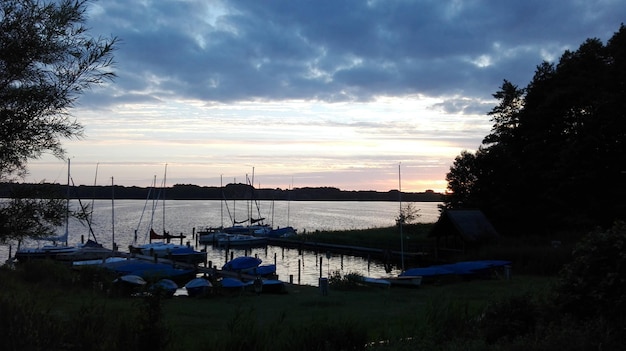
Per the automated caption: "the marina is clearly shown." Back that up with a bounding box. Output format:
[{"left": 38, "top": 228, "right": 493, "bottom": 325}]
[{"left": 1, "top": 200, "right": 442, "bottom": 286}]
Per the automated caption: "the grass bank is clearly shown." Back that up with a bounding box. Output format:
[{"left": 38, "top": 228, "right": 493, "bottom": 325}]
[
  {"left": 2, "top": 225, "right": 605, "bottom": 350},
  {"left": 294, "top": 224, "right": 432, "bottom": 252},
  {"left": 0, "top": 260, "right": 555, "bottom": 351},
  {"left": 165, "top": 275, "right": 554, "bottom": 350}
]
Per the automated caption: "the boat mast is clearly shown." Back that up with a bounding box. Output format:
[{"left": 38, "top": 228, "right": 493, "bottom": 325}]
[
  {"left": 163, "top": 163, "right": 167, "bottom": 236},
  {"left": 220, "top": 174, "right": 224, "bottom": 228},
  {"left": 399, "top": 162, "right": 404, "bottom": 271},
  {"left": 111, "top": 176, "right": 115, "bottom": 251},
  {"left": 89, "top": 163, "right": 99, "bottom": 239},
  {"left": 149, "top": 175, "right": 157, "bottom": 243},
  {"left": 65, "top": 158, "right": 70, "bottom": 246}
]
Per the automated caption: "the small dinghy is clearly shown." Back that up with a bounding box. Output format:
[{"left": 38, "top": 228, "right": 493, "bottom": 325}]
[
  {"left": 221, "top": 277, "right": 245, "bottom": 288},
  {"left": 114, "top": 274, "right": 147, "bottom": 286},
  {"left": 184, "top": 277, "right": 212, "bottom": 297},
  {"left": 150, "top": 279, "right": 178, "bottom": 298},
  {"left": 222, "top": 256, "right": 262, "bottom": 272},
  {"left": 112, "top": 274, "right": 147, "bottom": 296}
]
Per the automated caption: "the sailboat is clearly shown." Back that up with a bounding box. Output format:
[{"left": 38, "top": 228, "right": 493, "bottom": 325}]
[
  {"left": 14, "top": 159, "right": 79, "bottom": 261},
  {"left": 129, "top": 165, "right": 207, "bottom": 264},
  {"left": 222, "top": 169, "right": 297, "bottom": 239},
  {"left": 56, "top": 169, "right": 117, "bottom": 262}
]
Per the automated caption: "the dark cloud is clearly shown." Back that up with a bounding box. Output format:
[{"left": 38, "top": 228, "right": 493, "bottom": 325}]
[{"left": 85, "top": 0, "right": 626, "bottom": 106}]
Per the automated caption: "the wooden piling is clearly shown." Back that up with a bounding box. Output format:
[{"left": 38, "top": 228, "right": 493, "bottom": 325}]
[{"left": 319, "top": 256, "right": 323, "bottom": 278}]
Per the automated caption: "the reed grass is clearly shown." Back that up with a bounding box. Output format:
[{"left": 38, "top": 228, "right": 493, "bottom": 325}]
[{"left": 296, "top": 223, "right": 433, "bottom": 251}]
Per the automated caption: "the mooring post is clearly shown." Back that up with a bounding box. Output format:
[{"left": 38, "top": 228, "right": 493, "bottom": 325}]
[
  {"left": 319, "top": 256, "right": 323, "bottom": 278},
  {"left": 319, "top": 277, "right": 328, "bottom": 296}
]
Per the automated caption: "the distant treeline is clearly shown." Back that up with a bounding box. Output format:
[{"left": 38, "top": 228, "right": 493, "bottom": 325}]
[{"left": 0, "top": 182, "right": 445, "bottom": 202}]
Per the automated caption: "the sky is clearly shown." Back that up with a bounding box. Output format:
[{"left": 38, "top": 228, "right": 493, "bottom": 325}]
[{"left": 22, "top": 0, "right": 626, "bottom": 193}]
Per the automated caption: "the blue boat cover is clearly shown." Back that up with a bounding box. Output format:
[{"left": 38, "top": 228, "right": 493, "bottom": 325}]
[
  {"left": 222, "top": 256, "right": 262, "bottom": 271},
  {"left": 103, "top": 260, "right": 195, "bottom": 280},
  {"left": 400, "top": 260, "right": 511, "bottom": 277},
  {"left": 400, "top": 266, "right": 455, "bottom": 277},
  {"left": 221, "top": 277, "right": 245, "bottom": 288},
  {"left": 247, "top": 264, "right": 276, "bottom": 276}
]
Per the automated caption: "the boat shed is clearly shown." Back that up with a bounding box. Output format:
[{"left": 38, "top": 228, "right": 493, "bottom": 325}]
[{"left": 429, "top": 210, "right": 499, "bottom": 259}]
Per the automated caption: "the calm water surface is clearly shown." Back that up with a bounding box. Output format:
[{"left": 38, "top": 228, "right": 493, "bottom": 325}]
[{"left": 1, "top": 200, "right": 441, "bottom": 285}]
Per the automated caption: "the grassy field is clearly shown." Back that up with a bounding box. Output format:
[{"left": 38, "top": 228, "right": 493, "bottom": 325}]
[
  {"left": 2, "top": 224, "right": 574, "bottom": 350},
  {"left": 0, "top": 258, "right": 555, "bottom": 350},
  {"left": 163, "top": 275, "right": 555, "bottom": 349}
]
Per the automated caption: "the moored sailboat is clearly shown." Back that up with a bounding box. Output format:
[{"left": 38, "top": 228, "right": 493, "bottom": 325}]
[
  {"left": 14, "top": 159, "right": 81, "bottom": 261},
  {"left": 129, "top": 166, "right": 206, "bottom": 264}
]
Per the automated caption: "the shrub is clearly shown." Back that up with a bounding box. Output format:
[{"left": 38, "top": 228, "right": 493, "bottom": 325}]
[
  {"left": 328, "top": 270, "right": 364, "bottom": 290},
  {"left": 478, "top": 293, "right": 541, "bottom": 344},
  {"left": 554, "top": 221, "right": 626, "bottom": 327}
]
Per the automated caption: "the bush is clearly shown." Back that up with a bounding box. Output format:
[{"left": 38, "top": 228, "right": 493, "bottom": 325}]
[
  {"left": 328, "top": 270, "right": 364, "bottom": 290},
  {"left": 478, "top": 293, "right": 541, "bottom": 344},
  {"left": 554, "top": 221, "right": 626, "bottom": 327}
]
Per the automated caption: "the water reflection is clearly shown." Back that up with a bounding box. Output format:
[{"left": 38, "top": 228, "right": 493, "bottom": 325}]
[{"left": 201, "top": 245, "right": 402, "bottom": 286}]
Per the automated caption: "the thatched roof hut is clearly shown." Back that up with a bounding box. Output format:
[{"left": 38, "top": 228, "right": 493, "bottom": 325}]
[{"left": 429, "top": 210, "right": 499, "bottom": 258}]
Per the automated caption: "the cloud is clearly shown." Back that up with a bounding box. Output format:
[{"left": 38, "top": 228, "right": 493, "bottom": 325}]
[
  {"left": 83, "top": 0, "right": 625, "bottom": 107},
  {"left": 24, "top": 0, "right": 624, "bottom": 193}
]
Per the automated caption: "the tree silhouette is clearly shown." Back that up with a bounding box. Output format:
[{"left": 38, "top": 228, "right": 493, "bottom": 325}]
[
  {"left": 0, "top": 0, "right": 117, "bottom": 180},
  {"left": 445, "top": 24, "right": 626, "bottom": 235},
  {"left": 0, "top": 0, "right": 117, "bottom": 242}
]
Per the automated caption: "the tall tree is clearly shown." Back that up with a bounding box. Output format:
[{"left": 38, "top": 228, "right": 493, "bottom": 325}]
[
  {"left": 445, "top": 24, "right": 626, "bottom": 235},
  {"left": 444, "top": 150, "right": 479, "bottom": 209},
  {"left": 0, "top": 0, "right": 116, "bottom": 180},
  {"left": 0, "top": 0, "right": 116, "bottom": 243}
]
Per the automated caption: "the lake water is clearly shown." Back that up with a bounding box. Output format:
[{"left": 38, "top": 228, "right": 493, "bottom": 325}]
[{"left": 1, "top": 200, "right": 442, "bottom": 285}]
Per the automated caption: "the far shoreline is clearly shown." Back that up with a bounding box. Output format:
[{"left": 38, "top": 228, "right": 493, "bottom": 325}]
[{"left": 0, "top": 182, "right": 446, "bottom": 202}]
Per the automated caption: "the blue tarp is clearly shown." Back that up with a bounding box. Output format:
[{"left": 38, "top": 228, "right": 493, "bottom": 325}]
[
  {"left": 103, "top": 260, "right": 195, "bottom": 281},
  {"left": 400, "top": 260, "right": 511, "bottom": 278},
  {"left": 222, "top": 256, "right": 262, "bottom": 271}
]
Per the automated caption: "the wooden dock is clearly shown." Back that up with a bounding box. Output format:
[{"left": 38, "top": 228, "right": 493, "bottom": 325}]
[{"left": 265, "top": 237, "right": 427, "bottom": 261}]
